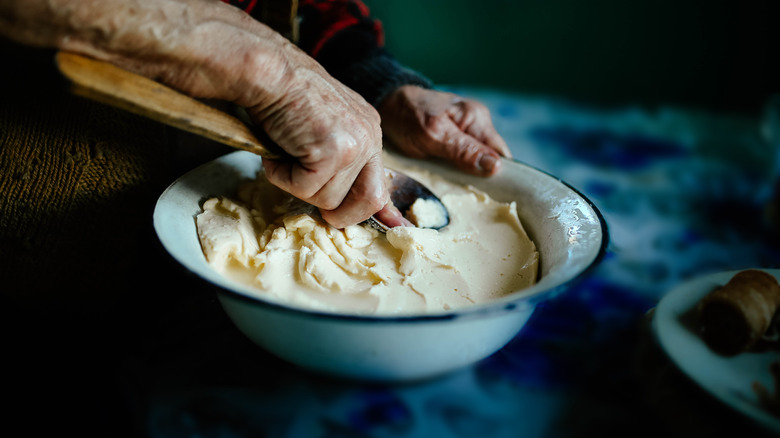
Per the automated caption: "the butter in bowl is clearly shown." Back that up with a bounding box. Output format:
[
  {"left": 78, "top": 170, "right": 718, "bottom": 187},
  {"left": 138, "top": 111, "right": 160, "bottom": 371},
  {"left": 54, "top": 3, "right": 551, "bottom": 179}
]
[{"left": 153, "top": 150, "right": 607, "bottom": 382}]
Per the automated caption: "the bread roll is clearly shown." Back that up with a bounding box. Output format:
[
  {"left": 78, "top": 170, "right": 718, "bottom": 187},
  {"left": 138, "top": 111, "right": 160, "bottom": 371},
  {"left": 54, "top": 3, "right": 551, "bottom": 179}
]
[{"left": 698, "top": 270, "right": 780, "bottom": 356}]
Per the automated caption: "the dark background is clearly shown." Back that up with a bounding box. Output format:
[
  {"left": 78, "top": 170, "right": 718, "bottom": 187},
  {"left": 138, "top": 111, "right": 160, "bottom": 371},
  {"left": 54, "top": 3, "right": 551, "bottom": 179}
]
[{"left": 363, "top": 0, "right": 775, "bottom": 116}]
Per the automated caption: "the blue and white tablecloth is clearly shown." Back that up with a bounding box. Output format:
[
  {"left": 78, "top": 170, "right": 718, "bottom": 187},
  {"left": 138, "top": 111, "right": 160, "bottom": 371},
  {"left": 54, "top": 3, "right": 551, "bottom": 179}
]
[{"left": 144, "top": 88, "right": 780, "bottom": 437}]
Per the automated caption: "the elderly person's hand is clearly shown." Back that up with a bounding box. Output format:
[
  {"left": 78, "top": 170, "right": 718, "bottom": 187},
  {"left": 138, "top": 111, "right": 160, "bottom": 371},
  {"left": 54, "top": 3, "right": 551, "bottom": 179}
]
[
  {"left": 238, "top": 45, "right": 390, "bottom": 229},
  {"left": 378, "top": 85, "right": 511, "bottom": 176},
  {"left": 1, "top": 0, "right": 402, "bottom": 229}
]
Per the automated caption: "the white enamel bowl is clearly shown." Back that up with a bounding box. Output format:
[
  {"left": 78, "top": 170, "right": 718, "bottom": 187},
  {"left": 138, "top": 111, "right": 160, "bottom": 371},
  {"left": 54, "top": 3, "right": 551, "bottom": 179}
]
[{"left": 153, "top": 151, "right": 607, "bottom": 382}]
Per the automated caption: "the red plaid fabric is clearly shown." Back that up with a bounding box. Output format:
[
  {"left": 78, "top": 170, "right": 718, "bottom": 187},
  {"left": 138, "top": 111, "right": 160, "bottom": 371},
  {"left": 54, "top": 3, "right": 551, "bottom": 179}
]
[{"left": 221, "top": 0, "right": 384, "bottom": 57}]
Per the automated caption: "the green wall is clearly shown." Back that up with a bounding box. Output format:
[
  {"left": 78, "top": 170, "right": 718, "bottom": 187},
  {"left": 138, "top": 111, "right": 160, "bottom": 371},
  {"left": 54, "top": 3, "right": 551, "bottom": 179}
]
[{"left": 363, "top": 0, "right": 772, "bottom": 114}]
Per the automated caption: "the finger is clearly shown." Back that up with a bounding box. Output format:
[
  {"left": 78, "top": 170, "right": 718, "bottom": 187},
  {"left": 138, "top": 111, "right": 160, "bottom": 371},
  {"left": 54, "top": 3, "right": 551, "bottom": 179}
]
[
  {"left": 374, "top": 202, "right": 415, "bottom": 228},
  {"left": 437, "top": 128, "right": 504, "bottom": 177},
  {"left": 448, "top": 101, "right": 512, "bottom": 159},
  {"left": 308, "top": 158, "right": 367, "bottom": 211},
  {"left": 263, "top": 148, "right": 362, "bottom": 211},
  {"left": 319, "top": 154, "right": 388, "bottom": 228},
  {"left": 476, "top": 124, "right": 512, "bottom": 159},
  {"left": 262, "top": 157, "right": 337, "bottom": 203}
]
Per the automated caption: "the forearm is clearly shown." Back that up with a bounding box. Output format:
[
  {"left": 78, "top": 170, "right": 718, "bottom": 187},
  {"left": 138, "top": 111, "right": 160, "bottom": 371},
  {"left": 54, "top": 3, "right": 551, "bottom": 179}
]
[
  {"left": 0, "top": 0, "right": 303, "bottom": 108},
  {"left": 1, "top": 0, "right": 391, "bottom": 228},
  {"left": 0, "top": 0, "right": 220, "bottom": 62}
]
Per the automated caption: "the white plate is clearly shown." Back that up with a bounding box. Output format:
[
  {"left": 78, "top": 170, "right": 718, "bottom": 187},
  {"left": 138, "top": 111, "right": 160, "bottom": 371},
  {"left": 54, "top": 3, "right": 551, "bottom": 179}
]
[{"left": 653, "top": 268, "right": 780, "bottom": 432}]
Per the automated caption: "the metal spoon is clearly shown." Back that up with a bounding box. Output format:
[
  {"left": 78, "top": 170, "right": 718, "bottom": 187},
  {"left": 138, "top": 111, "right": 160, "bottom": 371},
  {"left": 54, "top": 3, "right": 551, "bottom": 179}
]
[
  {"left": 366, "top": 168, "right": 449, "bottom": 232},
  {"left": 54, "top": 51, "right": 448, "bottom": 231}
]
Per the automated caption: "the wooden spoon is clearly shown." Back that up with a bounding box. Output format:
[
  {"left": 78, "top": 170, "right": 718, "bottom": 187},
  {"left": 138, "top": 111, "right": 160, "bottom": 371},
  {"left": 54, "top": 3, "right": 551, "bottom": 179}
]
[{"left": 55, "top": 51, "right": 282, "bottom": 159}]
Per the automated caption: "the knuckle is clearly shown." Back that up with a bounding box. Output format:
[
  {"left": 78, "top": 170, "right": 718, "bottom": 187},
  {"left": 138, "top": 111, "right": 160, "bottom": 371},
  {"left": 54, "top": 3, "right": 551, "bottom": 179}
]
[
  {"left": 458, "top": 100, "right": 490, "bottom": 125},
  {"left": 454, "top": 139, "right": 483, "bottom": 162},
  {"left": 351, "top": 183, "right": 385, "bottom": 212},
  {"left": 423, "top": 114, "right": 448, "bottom": 135},
  {"left": 288, "top": 184, "right": 319, "bottom": 203},
  {"left": 319, "top": 197, "right": 342, "bottom": 211},
  {"left": 466, "top": 99, "right": 488, "bottom": 113},
  {"left": 364, "top": 104, "right": 381, "bottom": 126},
  {"left": 365, "top": 192, "right": 386, "bottom": 213},
  {"left": 474, "top": 104, "right": 492, "bottom": 120},
  {"left": 341, "top": 147, "right": 363, "bottom": 170},
  {"left": 297, "top": 184, "right": 321, "bottom": 200}
]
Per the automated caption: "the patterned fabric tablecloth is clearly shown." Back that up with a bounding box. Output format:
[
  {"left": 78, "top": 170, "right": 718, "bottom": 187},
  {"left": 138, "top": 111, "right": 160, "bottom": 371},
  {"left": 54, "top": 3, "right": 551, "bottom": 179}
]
[{"left": 140, "top": 88, "right": 780, "bottom": 437}]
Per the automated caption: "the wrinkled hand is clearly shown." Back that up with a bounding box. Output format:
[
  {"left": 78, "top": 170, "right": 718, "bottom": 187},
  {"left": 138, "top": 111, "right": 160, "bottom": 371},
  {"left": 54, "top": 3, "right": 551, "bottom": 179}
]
[
  {"left": 244, "top": 59, "right": 391, "bottom": 229},
  {"left": 377, "top": 85, "right": 511, "bottom": 176},
  {"left": 1, "top": 0, "right": 401, "bottom": 229}
]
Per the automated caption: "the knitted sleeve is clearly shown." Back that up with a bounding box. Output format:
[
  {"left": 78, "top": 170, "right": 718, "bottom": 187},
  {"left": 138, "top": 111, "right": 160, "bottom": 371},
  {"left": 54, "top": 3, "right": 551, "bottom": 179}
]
[{"left": 221, "top": 0, "right": 432, "bottom": 106}]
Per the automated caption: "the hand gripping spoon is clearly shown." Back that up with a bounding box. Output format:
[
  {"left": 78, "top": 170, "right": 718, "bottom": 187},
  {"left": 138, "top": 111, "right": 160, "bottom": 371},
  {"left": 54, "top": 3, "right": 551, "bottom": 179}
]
[{"left": 54, "top": 51, "right": 448, "bottom": 232}]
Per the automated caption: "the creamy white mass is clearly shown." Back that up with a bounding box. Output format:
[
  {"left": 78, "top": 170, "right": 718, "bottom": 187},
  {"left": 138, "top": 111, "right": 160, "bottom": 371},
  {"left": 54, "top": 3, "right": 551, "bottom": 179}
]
[{"left": 196, "top": 160, "right": 539, "bottom": 316}]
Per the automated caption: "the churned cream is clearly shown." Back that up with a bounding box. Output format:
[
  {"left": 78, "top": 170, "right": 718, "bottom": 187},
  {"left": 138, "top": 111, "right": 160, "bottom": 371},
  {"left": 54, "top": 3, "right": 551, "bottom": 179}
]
[{"left": 196, "top": 159, "right": 539, "bottom": 316}]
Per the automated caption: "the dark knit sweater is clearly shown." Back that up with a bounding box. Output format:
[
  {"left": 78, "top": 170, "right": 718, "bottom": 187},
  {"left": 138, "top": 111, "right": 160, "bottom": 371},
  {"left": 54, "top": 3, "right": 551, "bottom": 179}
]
[{"left": 224, "top": 0, "right": 432, "bottom": 106}]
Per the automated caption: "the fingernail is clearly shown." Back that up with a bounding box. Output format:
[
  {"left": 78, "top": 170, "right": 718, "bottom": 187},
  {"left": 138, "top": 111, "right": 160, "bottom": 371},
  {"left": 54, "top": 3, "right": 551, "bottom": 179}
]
[
  {"left": 478, "top": 154, "right": 498, "bottom": 174},
  {"left": 374, "top": 204, "right": 414, "bottom": 228},
  {"left": 393, "top": 209, "right": 415, "bottom": 227}
]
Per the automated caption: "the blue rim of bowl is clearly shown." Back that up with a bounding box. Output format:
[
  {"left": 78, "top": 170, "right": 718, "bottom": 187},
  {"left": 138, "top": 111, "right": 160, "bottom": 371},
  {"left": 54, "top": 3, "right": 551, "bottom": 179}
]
[{"left": 164, "top": 156, "right": 610, "bottom": 324}]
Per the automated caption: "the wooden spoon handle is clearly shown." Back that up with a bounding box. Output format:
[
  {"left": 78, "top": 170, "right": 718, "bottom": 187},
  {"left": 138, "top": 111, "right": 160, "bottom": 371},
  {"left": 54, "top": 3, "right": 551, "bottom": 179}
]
[{"left": 55, "top": 51, "right": 281, "bottom": 159}]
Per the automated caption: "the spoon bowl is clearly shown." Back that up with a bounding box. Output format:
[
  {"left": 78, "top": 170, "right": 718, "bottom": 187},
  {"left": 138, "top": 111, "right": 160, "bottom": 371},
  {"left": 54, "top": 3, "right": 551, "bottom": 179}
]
[{"left": 367, "top": 168, "right": 449, "bottom": 232}]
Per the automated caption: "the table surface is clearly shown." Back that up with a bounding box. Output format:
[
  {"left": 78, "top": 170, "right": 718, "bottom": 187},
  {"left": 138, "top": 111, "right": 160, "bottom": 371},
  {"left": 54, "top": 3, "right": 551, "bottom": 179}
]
[
  {"left": 142, "top": 88, "right": 780, "bottom": 438},
  {"left": 21, "top": 87, "right": 780, "bottom": 437}
]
